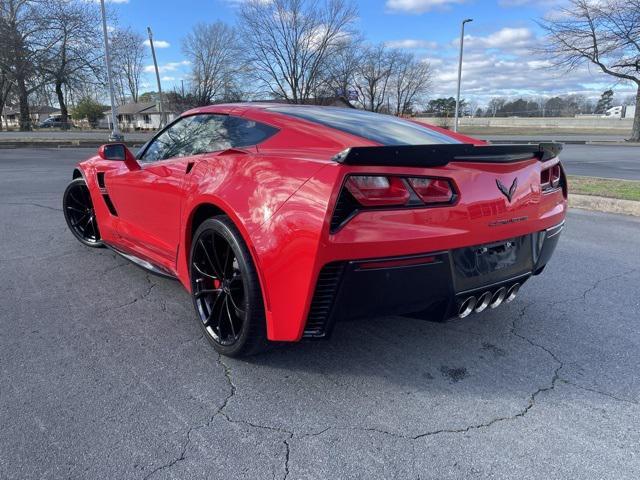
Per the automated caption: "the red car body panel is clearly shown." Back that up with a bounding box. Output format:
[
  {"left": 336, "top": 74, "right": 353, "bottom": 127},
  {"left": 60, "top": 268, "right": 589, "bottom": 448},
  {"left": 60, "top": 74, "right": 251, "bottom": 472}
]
[{"left": 73, "top": 104, "right": 567, "bottom": 342}]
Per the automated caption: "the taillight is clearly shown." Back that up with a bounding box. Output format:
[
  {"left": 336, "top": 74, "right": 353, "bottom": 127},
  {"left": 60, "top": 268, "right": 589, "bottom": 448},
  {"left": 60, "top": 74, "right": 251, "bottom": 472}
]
[
  {"left": 550, "top": 164, "right": 561, "bottom": 188},
  {"left": 541, "top": 163, "right": 563, "bottom": 192},
  {"left": 331, "top": 174, "right": 457, "bottom": 232},
  {"left": 407, "top": 177, "right": 454, "bottom": 204},
  {"left": 345, "top": 175, "right": 409, "bottom": 206}
]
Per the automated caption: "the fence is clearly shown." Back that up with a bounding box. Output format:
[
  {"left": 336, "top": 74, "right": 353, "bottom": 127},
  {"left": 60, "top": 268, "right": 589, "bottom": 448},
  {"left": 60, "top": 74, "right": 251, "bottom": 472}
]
[{"left": 416, "top": 116, "right": 634, "bottom": 131}]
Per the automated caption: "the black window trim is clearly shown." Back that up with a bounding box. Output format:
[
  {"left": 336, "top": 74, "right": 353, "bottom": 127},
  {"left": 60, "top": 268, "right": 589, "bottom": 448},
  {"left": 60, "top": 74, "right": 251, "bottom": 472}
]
[{"left": 136, "top": 112, "right": 280, "bottom": 163}]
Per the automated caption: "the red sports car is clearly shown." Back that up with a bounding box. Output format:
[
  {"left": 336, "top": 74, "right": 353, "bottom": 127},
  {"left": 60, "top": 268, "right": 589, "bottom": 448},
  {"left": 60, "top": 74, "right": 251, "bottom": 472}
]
[{"left": 63, "top": 104, "right": 567, "bottom": 357}]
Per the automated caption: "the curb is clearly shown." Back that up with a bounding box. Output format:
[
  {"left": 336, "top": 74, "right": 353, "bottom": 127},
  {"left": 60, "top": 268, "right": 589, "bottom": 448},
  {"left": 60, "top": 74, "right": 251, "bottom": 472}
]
[
  {"left": 487, "top": 139, "right": 639, "bottom": 146},
  {"left": 0, "top": 141, "right": 144, "bottom": 149},
  {"left": 569, "top": 194, "right": 640, "bottom": 217},
  {"left": 585, "top": 141, "right": 640, "bottom": 147}
]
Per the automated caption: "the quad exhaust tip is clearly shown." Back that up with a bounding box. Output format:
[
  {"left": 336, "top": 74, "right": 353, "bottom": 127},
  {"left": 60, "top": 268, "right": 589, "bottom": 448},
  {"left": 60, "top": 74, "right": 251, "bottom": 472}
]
[
  {"left": 490, "top": 287, "right": 507, "bottom": 309},
  {"left": 457, "top": 283, "right": 520, "bottom": 318},
  {"left": 458, "top": 296, "right": 477, "bottom": 318},
  {"left": 474, "top": 291, "right": 492, "bottom": 313},
  {"left": 505, "top": 283, "right": 520, "bottom": 303}
]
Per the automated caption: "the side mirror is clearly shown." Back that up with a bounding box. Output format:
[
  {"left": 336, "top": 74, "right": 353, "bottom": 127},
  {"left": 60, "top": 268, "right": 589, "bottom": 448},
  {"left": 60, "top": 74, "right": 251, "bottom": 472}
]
[{"left": 98, "top": 143, "right": 139, "bottom": 170}]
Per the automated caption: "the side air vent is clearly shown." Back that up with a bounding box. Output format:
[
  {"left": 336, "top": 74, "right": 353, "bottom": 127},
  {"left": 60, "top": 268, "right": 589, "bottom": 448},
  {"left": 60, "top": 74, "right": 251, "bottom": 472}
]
[
  {"left": 330, "top": 188, "right": 359, "bottom": 233},
  {"left": 303, "top": 262, "right": 345, "bottom": 338},
  {"left": 96, "top": 172, "right": 118, "bottom": 216},
  {"left": 103, "top": 194, "right": 118, "bottom": 216}
]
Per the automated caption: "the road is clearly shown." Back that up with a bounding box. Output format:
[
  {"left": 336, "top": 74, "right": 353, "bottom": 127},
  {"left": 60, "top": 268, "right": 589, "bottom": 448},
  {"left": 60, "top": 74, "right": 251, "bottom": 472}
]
[
  {"left": 1, "top": 149, "right": 640, "bottom": 479},
  {"left": 479, "top": 135, "right": 640, "bottom": 180},
  {"left": 0, "top": 130, "right": 152, "bottom": 142},
  {"left": 555, "top": 144, "right": 640, "bottom": 180}
]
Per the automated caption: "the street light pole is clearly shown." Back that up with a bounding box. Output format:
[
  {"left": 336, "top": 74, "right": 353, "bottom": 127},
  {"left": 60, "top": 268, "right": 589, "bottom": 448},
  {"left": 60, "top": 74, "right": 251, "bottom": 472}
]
[
  {"left": 99, "top": 0, "right": 123, "bottom": 142},
  {"left": 454, "top": 18, "right": 473, "bottom": 133},
  {"left": 147, "top": 27, "right": 165, "bottom": 128}
]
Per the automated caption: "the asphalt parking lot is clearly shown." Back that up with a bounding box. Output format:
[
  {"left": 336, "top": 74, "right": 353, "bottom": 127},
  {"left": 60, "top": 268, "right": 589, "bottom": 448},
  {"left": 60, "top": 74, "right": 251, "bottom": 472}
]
[{"left": 1, "top": 148, "right": 640, "bottom": 479}]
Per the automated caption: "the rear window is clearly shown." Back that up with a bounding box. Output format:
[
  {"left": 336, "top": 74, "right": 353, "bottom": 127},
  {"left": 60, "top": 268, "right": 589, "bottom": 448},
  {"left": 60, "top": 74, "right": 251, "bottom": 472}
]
[{"left": 269, "top": 106, "right": 459, "bottom": 146}]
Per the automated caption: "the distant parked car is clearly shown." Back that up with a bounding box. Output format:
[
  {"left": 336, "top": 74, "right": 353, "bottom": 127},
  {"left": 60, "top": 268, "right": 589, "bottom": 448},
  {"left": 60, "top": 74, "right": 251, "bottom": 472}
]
[{"left": 38, "top": 116, "right": 75, "bottom": 129}]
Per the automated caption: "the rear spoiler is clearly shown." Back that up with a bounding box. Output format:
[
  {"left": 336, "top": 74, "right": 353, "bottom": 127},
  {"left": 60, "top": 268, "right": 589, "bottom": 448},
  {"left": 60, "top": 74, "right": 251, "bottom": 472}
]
[{"left": 333, "top": 142, "right": 563, "bottom": 167}]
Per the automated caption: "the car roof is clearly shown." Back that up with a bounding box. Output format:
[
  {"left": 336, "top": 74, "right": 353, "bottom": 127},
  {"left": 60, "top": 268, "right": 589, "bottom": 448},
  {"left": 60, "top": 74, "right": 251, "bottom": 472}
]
[{"left": 182, "top": 103, "right": 376, "bottom": 147}]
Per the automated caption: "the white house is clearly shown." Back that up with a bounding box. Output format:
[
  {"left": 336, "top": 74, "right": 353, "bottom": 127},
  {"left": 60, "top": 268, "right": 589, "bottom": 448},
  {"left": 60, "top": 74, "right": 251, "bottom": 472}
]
[
  {"left": 103, "top": 102, "right": 178, "bottom": 131},
  {"left": 604, "top": 105, "right": 636, "bottom": 119},
  {"left": 625, "top": 105, "right": 636, "bottom": 119}
]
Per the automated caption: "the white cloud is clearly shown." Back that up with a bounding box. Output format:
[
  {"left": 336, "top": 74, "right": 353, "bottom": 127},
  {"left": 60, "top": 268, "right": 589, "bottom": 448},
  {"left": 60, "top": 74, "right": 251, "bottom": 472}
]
[
  {"left": 421, "top": 25, "right": 636, "bottom": 106},
  {"left": 385, "top": 0, "right": 466, "bottom": 14},
  {"left": 386, "top": 39, "right": 439, "bottom": 50},
  {"left": 464, "top": 27, "right": 534, "bottom": 50},
  {"left": 143, "top": 60, "right": 190, "bottom": 73},
  {"left": 498, "top": 0, "right": 561, "bottom": 6},
  {"left": 143, "top": 39, "right": 170, "bottom": 48}
]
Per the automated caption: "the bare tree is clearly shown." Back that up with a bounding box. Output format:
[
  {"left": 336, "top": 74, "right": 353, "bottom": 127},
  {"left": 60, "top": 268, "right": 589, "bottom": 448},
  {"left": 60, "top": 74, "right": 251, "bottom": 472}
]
[
  {"left": 0, "top": 0, "right": 56, "bottom": 130},
  {"left": 354, "top": 44, "right": 397, "bottom": 112},
  {"left": 41, "top": 0, "right": 103, "bottom": 128},
  {"left": 182, "top": 22, "right": 242, "bottom": 106},
  {"left": 239, "top": 0, "right": 357, "bottom": 103},
  {"left": 539, "top": 0, "right": 640, "bottom": 140},
  {"left": 322, "top": 36, "right": 363, "bottom": 99},
  {"left": 487, "top": 97, "right": 507, "bottom": 117},
  {"left": 0, "top": 72, "right": 13, "bottom": 131},
  {"left": 0, "top": 40, "right": 15, "bottom": 131},
  {"left": 111, "top": 28, "right": 146, "bottom": 104},
  {"left": 390, "top": 51, "right": 431, "bottom": 116}
]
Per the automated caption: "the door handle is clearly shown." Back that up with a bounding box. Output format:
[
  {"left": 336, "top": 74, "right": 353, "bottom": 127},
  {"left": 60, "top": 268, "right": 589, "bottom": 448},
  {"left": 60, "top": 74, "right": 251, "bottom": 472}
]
[{"left": 185, "top": 162, "right": 195, "bottom": 174}]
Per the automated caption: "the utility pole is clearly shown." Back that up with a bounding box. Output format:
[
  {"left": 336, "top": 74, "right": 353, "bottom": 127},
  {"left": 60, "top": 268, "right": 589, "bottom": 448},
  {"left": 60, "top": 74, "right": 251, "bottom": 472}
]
[
  {"left": 147, "top": 27, "right": 165, "bottom": 128},
  {"left": 454, "top": 18, "right": 473, "bottom": 133},
  {"left": 100, "top": 0, "right": 123, "bottom": 142}
]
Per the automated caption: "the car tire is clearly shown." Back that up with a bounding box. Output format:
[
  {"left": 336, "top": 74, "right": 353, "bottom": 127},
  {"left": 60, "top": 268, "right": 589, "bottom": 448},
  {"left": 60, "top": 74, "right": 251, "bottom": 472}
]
[
  {"left": 62, "top": 178, "right": 104, "bottom": 248},
  {"left": 190, "top": 216, "right": 268, "bottom": 357}
]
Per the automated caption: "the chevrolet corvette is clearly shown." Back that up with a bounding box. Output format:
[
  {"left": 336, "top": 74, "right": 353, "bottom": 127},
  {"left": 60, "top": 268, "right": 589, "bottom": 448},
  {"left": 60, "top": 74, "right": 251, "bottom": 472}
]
[{"left": 63, "top": 104, "right": 567, "bottom": 357}]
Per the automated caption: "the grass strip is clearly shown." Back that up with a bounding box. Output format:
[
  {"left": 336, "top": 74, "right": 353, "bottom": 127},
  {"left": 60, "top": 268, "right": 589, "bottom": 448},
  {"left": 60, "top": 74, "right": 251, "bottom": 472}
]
[{"left": 568, "top": 175, "right": 640, "bottom": 202}]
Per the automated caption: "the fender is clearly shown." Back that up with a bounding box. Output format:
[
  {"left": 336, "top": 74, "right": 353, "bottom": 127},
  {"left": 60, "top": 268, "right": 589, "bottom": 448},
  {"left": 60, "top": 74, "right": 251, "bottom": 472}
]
[
  {"left": 178, "top": 194, "right": 275, "bottom": 337},
  {"left": 72, "top": 168, "right": 85, "bottom": 181}
]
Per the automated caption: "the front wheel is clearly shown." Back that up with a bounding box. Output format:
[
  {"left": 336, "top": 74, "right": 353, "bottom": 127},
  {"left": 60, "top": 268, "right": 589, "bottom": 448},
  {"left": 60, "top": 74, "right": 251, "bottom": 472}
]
[
  {"left": 190, "top": 216, "right": 268, "bottom": 357},
  {"left": 63, "top": 178, "right": 104, "bottom": 248}
]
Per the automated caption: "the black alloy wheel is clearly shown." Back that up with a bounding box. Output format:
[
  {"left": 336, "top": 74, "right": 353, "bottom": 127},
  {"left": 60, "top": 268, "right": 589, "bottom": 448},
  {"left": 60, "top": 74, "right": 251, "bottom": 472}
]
[
  {"left": 190, "top": 216, "right": 267, "bottom": 357},
  {"left": 63, "top": 178, "right": 103, "bottom": 248}
]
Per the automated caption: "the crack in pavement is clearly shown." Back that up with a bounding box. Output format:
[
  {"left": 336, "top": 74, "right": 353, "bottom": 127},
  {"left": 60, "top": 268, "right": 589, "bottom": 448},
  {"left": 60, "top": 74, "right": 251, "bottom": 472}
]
[
  {"left": 142, "top": 426, "right": 195, "bottom": 480},
  {"left": 143, "top": 354, "right": 294, "bottom": 479},
  {"left": 99, "top": 279, "right": 158, "bottom": 314},
  {"left": 507, "top": 268, "right": 640, "bottom": 410},
  {"left": 579, "top": 268, "right": 638, "bottom": 301},
  {"left": 4, "top": 202, "right": 62, "bottom": 212},
  {"left": 141, "top": 268, "right": 640, "bottom": 478},
  {"left": 546, "top": 268, "right": 638, "bottom": 307},
  {"left": 561, "top": 379, "right": 639, "bottom": 406},
  {"left": 283, "top": 438, "right": 291, "bottom": 480}
]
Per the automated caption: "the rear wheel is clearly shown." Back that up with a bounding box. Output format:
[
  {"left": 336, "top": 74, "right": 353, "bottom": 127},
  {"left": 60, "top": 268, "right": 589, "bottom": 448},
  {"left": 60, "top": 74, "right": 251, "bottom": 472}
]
[
  {"left": 190, "top": 216, "right": 267, "bottom": 357},
  {"left": 63, "top": 178, "right": 103, "bottom": 248}
]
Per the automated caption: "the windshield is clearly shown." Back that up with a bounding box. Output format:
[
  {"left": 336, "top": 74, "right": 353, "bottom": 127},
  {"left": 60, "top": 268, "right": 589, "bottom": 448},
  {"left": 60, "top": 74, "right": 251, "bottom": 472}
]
[{"left": 269, "top": 106, "right": 459, "bottom": 146}]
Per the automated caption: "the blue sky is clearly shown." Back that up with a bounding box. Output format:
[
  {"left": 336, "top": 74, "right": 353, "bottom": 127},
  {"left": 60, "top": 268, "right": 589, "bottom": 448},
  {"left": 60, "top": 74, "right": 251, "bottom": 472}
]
[{"left": 106, "top": 0, "right": 636, "bottom": 105}]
